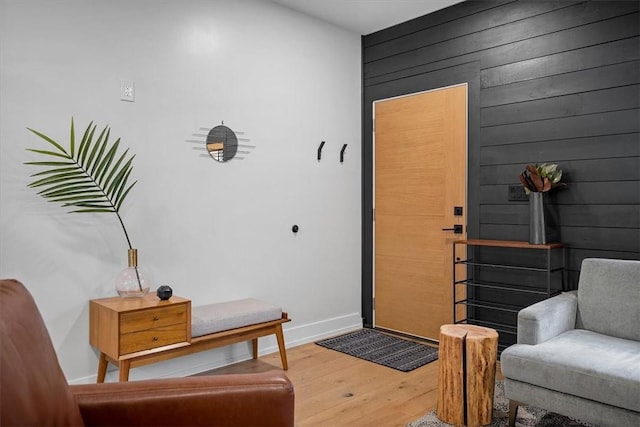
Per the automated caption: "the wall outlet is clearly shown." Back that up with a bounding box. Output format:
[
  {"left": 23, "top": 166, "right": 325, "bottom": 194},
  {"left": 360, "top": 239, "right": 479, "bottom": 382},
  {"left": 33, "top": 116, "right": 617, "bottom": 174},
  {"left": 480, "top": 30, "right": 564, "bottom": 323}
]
[
  {"left": 120, "top": 79, "right": 135, "bottom": 102},
  {"left": 508, "top": 184, "right": 528, "bottom": 201}
]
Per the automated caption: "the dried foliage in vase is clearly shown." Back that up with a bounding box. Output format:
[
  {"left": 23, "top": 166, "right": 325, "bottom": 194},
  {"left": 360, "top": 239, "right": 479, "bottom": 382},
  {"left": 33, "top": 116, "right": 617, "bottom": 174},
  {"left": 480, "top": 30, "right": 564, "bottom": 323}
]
[{"left": 519, "top": 163, "right": 566, "bottom": 194}]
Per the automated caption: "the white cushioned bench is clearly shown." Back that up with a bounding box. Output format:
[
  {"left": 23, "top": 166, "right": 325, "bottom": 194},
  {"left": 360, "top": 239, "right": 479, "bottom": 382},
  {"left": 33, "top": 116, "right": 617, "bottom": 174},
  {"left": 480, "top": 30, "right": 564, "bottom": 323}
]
[
  {"left": 187, "top": 298, "right": 290, "bottom": 372},
  {"left": 114, "top": 298, "right": 290, "bottom": 381},
  {"left": 192, "top": 298, "right": 283, "bottom": 337}
]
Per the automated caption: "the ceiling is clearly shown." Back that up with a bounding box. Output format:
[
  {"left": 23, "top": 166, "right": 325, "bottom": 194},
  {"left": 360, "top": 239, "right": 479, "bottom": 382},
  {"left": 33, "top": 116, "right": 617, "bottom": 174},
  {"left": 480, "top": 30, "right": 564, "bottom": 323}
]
[{"left": 269, "top": 0, "right": 465, "bottom": 35}]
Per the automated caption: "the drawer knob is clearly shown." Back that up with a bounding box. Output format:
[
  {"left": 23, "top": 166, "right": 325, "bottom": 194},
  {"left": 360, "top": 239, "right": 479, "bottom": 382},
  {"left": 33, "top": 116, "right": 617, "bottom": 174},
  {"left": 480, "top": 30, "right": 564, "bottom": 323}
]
[
  {"left": 153, "top": 315, "right": 159, "bottom": 321},
  {"left": 152, "top": 337, "right": 159, "bottom": 342}
]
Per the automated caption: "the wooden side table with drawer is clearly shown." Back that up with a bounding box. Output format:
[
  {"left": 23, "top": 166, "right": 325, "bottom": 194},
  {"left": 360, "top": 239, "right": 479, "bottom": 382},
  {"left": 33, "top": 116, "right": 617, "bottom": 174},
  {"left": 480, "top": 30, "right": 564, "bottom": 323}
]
[{"left": 89, "top": 294, "right": 191, "bottom": 382}]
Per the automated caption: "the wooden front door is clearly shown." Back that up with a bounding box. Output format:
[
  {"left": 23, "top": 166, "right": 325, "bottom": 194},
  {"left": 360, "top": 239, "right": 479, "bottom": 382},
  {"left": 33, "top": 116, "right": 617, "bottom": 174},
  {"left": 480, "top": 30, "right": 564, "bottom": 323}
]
[{"left": 373, "top": 84, "right": 467, "bottom": 341}]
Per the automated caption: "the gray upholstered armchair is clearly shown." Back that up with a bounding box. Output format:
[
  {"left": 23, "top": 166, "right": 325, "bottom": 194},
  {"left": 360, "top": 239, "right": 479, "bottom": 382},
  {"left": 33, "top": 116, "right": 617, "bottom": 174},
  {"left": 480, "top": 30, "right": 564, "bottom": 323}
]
[{"left": 501, "top": 258, "right": 640, "bottom": 427}]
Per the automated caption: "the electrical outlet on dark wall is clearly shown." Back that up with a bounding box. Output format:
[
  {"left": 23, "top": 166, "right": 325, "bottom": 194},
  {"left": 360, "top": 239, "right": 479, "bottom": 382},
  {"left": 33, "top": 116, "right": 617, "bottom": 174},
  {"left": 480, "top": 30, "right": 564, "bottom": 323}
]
[{"left": 508, "top": 185, "right": 528, "bottom": 201}]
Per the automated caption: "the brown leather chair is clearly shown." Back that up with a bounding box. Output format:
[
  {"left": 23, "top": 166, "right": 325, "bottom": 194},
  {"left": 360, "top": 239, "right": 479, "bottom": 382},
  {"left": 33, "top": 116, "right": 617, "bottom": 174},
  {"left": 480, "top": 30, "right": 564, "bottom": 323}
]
[{"left": 0, "top": 279, "right": 295, "bottom": 426}]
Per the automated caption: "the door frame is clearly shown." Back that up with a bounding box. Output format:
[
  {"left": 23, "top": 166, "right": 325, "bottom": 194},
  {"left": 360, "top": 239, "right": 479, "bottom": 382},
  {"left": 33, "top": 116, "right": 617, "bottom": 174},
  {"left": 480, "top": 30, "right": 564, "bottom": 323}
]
[
  {"left": 371, "top": 83, "right": 469, "bottom": 331},
  {"left": 361, "top": 61, "right": 481, "bottom": 329}
]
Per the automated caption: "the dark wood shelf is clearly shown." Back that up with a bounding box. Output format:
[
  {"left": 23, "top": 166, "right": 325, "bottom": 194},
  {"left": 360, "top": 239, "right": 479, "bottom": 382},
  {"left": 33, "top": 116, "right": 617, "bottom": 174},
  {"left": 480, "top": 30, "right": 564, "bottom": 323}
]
[{"left": 455, "top": 239, "right": 564, "bottom": 250}]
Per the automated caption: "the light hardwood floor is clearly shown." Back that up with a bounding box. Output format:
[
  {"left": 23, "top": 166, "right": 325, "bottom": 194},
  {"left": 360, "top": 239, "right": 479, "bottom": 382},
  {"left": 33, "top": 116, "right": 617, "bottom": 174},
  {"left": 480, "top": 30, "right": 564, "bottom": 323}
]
[{"left": 197, "top": 336, "right": 503, "bottom": 427}]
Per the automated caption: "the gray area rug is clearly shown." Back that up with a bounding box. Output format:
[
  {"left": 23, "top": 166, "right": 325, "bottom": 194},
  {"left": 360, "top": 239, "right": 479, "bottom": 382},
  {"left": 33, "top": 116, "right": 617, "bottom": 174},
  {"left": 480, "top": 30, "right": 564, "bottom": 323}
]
[
  {"left": 407, "top": 381, "right": 595, "bottom": 427},
  {"left": 316, "top": 328, "right": 438, "bottom": 372}
]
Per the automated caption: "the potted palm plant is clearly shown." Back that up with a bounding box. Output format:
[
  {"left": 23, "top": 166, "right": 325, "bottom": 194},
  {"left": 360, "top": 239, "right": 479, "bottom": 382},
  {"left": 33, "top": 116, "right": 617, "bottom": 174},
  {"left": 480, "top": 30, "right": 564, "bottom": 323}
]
[{"left": 25, "top": 118, "right": 151, "bottom": 297}]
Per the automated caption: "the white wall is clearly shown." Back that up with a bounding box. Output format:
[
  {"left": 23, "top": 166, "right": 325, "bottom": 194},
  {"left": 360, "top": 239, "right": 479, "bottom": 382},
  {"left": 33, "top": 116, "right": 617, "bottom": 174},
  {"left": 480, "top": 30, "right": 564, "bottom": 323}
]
[{"left": 0, "top": 0, "right": 362, "bottom": 383}]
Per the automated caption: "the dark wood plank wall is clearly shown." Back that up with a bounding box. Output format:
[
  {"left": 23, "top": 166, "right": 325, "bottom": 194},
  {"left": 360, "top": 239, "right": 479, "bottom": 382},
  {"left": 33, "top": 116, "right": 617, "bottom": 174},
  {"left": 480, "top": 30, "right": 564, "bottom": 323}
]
[{"left": 361, "top": 1, "right": 640, "bottom": 342}]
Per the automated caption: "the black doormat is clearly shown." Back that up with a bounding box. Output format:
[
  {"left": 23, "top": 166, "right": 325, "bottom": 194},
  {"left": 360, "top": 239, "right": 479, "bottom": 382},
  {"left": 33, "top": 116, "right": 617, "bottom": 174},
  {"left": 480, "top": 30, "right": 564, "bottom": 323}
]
[{"left": 316, "top": 328, "right": 438, "bottom": 372}]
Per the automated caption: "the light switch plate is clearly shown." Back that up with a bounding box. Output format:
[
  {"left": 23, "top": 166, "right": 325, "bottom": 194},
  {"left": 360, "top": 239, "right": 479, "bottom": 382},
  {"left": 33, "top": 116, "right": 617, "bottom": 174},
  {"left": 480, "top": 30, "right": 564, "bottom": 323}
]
[
  {"left": 120, "top": 80, "right": 135, "bottom": 102},
  {"left": 508, "top": 184, "right": 528, "bottom": 201}
]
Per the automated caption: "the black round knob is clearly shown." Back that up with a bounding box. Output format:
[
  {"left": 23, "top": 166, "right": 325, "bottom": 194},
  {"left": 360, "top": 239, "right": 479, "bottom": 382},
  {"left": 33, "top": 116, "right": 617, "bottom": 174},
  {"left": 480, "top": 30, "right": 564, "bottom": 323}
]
[{"left": 292, "top": 225, "right": 299, "bottom": 233}]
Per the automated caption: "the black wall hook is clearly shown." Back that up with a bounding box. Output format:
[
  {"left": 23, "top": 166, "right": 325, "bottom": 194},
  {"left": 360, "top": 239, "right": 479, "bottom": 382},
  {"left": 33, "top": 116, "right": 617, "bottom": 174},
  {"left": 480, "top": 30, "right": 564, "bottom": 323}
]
[
  {"left": 340, "top": 144, "right": 347, "bottom": 163},
  {"left": 317, "top": 141, "right": 325, "bottom": 161}
]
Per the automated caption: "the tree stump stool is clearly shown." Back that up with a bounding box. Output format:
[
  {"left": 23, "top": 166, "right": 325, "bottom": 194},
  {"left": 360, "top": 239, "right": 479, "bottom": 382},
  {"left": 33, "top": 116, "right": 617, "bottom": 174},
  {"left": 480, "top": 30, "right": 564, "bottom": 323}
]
[{"left": 436, "top": 324, "right": 499, "bottom": 427}]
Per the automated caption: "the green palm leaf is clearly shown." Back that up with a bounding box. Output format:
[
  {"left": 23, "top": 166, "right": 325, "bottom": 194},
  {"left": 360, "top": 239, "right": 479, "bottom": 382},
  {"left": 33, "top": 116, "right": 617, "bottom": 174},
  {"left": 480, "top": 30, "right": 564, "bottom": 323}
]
[{"left": 25, "top": 118, "right": 137, "bottom": 249}]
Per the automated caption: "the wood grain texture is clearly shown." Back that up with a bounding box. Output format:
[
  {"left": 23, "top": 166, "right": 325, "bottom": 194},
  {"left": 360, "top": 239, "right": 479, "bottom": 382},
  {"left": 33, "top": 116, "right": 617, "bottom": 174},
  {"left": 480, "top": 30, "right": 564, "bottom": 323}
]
[
  {"left": 362, "top": 0, "right": 640, "bottom": 348},
  {"left": 437, "top": 326, "right": 466, "bottom": 426},
  {"left": 364, "top": 1, "right": 570, "bottom": 63},
  {"left": 481, "top": 62, "right": 640, "bottom": 108},
  {"left": 363, "top": 0, "right": 512, "bottom": 48},
  {"left": 120, "top": 304, "right": 187, "bottom": 333},
  {"left": 437, "top": 324, "right": 498, "bottom": 427},
  {"left": 365, "top": 13, "right": 640, "bottom": 88},
  {"left": 119, "top": 315, "right": 290, "bottom": 380},
  {"left": 89, "top": 295, "right": 190, "bottom": 360},
  {"left": 88, "top": 297, "right": 290, "bottom": 380},
  {"left": 89, "top": 295, "right": 192, "bottom": 381},
  {"left": 480, "top": 37, "right": 640, "bottom": 88},
  {"left": 481, "top": 84, "right": 640, "bottom": 127},
  {"left": 465, "top": 327, "right": 498, "bottom": 426},
  {"left": 456, "top": 239, "right": 563, "bottom": 250},
  {"left": 365, "top": 2, "right": 638, "bottom": 80},
  {"left": 197, "top": 338, "right": 497, "bottom": 427},
  {"left": 374, "top": 85, "right": 467, "bottom": 340},
  {"left": 120, "top": 323, "right": 187, "bottom": 354}
]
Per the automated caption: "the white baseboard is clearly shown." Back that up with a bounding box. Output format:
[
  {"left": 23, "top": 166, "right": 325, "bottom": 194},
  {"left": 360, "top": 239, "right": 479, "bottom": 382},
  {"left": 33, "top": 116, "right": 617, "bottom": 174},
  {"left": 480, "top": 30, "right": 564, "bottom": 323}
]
[{"left": 70, "top": 312, "right": 362, "bottom": 384}]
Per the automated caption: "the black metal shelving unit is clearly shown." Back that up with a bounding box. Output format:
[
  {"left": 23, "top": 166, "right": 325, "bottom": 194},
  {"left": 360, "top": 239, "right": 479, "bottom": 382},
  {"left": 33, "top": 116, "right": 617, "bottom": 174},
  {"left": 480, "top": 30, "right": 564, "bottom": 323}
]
[{"left": 452, "top": 239, "right": 565, "bottom": 351}]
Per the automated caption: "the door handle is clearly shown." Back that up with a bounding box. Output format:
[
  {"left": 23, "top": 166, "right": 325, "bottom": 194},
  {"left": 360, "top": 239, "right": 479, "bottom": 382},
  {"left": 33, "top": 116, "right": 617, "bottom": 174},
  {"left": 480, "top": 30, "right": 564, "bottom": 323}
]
[{"left": 442, "top": 225, "right": 463, "bottom": 234}]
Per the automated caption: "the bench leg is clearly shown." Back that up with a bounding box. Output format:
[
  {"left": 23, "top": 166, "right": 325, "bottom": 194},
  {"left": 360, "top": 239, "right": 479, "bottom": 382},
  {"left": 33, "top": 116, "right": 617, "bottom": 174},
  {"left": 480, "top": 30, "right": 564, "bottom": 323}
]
[
  {"left": 96, "top": 353, "right": 108, "bottom": 383},
  {"left": 275, "top": 324, "right": 288, "bottom": 370},
  {"left": 252, "top": 338, "right": 259, "bottom": 359},
  {"left": 118, "top": 360, "right": 131, "bottom": 382}
]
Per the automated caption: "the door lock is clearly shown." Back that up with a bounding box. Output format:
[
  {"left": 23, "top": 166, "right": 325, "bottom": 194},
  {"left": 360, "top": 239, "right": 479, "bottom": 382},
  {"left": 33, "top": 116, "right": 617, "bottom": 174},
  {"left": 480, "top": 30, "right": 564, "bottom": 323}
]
[{"left": 442, "top": 224, "right": 463, "bottom": 234}]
